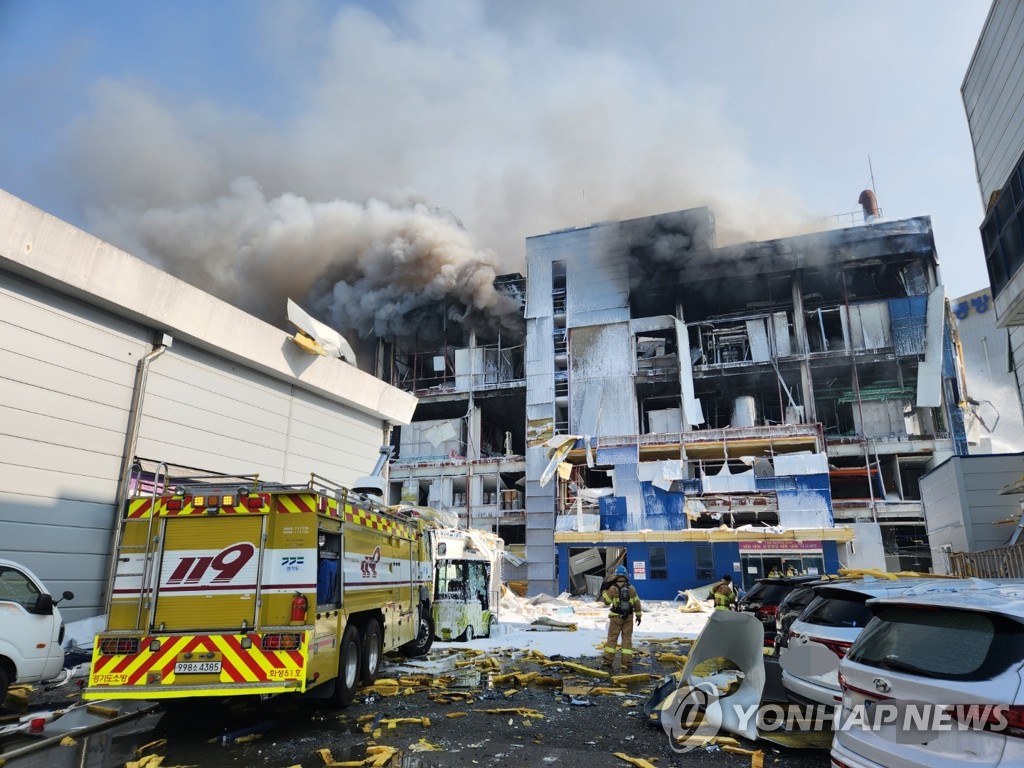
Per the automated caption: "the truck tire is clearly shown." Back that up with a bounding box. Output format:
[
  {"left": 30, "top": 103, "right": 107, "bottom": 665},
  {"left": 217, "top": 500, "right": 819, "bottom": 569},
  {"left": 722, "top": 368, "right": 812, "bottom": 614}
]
[
  {"left": 400, "top": 611, "right": 434, "bottom": 657},
  {"left": 360, "top": 619, "right": 383, "bottom": 685},
  {"left": 0, "top": 665, "right": 8, "bottom": 705},
  {"left": 334, "top": 624, "right": 361, "bottom": 706},
  {"left": 459, "top": 624, "right": 475, "bottom": 642}
]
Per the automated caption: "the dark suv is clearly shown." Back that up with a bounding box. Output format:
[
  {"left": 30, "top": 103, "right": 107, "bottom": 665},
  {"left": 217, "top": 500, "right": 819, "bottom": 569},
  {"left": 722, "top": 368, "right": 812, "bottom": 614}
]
[
  {"left": 772, "top": 576, "right": 854, "bottom": 654},
  {"left": 737, "top": 575, "right": 820, "bottom": 647}
]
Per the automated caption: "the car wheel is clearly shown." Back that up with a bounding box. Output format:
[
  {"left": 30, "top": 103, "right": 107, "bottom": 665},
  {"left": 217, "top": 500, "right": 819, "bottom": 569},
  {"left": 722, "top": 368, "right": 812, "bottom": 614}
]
[
  {"left": 360, "top": 619, "right": 383, "bottom": 685},
  {"left": 400, "top": 611, "right": 434, "bottom": 657},
  {"left": 0, "top": 666, "right": 9, "bottom": 705},
  {"left": 333, "top": 623, "right": 361, "bottom": 706}
]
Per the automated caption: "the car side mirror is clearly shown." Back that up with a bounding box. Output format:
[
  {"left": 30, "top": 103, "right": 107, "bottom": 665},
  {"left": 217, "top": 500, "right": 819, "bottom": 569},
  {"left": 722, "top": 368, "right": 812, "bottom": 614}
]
[
  {"left": 55, "top": 590, "right": 74, "bottom": 605},
  {"left": 32, "top": 593, "right": 54, "bottom": 615}
]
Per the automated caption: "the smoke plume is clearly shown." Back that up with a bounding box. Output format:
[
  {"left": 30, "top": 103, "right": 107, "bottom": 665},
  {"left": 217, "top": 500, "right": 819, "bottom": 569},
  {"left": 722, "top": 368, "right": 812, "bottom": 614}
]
[{"left": 59, "top": 3, "right": 824, "bottom": 352}]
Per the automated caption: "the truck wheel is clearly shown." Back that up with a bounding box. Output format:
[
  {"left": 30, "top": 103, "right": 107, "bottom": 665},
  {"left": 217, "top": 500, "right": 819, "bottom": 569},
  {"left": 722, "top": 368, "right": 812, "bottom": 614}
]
[
  {"left": 484, "top": 617, "right": 493, "bottom": 639},
  {"left": 400, "top": 612, "right": 434, "bottom": 657},
  {"left": 0, "top": 666, "right": 8, "bottom": 705},
  {"left": 334, "top": 624, "right": 361, "bottom": 706},
  {"left": 459, "top": 624, "right": 475, "bottom": 642},
  {"left": 360, "top": 619, "right": 383, "bottom": 685}
]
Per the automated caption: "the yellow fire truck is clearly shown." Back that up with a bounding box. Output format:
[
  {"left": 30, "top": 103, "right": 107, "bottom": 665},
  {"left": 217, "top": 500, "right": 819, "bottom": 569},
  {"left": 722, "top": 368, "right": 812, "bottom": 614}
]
[{"left": 85, "top": 460, "right": 434, "bottom": 706}]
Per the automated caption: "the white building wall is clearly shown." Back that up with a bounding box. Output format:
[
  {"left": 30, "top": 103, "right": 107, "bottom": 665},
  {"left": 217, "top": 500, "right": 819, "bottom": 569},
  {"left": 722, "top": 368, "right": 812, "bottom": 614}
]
[{"left": 0, "top": 190, "right": 415, "bottom": 621}]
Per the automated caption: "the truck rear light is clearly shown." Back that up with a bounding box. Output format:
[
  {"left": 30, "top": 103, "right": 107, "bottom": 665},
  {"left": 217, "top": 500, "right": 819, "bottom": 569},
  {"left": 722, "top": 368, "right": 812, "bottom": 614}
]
[
  {"left": 165, "top": 498, "right": 184, "bottom": 511},
  {"left": 244, "top": 494, "right": 264, "bottom": 509},
  {"left": 262, "top": 633, "right": 302, "bottom": 651},
  {"left": 220, "top": 495, "right": 234, "bottom": 507},
  {"left": 100, "top": 637, "right": 140, "bottom": 655}
]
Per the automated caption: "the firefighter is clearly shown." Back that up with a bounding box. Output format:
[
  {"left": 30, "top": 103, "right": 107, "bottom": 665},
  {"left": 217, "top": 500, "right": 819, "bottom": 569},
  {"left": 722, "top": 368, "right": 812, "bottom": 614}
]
[
  {"left": 785, "top": 565, "right": 797, "bottom": 577},
  {"left": 601, "top": 565, "right": 642, "bottom": 669},
  {"left": 711, "top": 574, "right": 738, "bottom": 611},
  {"left": 768, "top": 566, "right": 782, "bottom": 578}
]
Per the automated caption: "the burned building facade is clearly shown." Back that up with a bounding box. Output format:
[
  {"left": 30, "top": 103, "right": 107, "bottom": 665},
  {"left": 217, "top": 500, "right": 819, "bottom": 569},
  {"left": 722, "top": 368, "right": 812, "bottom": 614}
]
[
  {"left": 378, "top": 274, "right": 530, "bottom": 580},
  {"left": 526, "top": 209, "right": 968, "bottom": 598}
]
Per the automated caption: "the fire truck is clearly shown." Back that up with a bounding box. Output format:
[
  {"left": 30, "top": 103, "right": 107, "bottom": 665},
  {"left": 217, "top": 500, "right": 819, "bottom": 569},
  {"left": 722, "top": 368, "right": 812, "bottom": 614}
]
[{"left": 85, "top": 458, "right": 434, "bottom": 706}]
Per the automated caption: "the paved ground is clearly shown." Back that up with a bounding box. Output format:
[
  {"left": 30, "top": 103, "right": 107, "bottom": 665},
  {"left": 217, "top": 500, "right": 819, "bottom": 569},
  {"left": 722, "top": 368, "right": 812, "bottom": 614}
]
[{"left": 4, "top": 643, "right": 833, "bottom": 768}]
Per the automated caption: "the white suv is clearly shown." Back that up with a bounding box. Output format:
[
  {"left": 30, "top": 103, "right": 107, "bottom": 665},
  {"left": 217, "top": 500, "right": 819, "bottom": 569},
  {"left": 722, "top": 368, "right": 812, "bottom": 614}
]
[
  {"left": 0, "top": 559, "right": 73, "bottom": 702},
  {"left": 833, "top": 579, "right": 1024, "bottom": 768},
  {"left": 781, "top": 577, "right": 966, "bottom": 707}
]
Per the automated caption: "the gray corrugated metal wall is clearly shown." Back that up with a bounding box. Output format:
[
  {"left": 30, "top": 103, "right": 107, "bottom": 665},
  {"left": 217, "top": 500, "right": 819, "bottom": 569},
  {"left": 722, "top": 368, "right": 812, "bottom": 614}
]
[
  {"left": 1, "top": 271, "right": 148, "bottom": 619},
  {"left": 1, "top": 274, "right": 387, "bottom": 621},
  {"left": 963, "top": 0, "right": 1024, "bottom": 204}
]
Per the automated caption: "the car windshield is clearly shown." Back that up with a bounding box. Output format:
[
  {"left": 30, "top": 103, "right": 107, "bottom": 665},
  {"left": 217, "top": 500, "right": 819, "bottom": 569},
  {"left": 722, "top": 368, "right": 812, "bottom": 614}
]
[
  {"left": 743, "top": 582, "right": 791, "bottom": 604},
  {"left": 800, "top": 592, "right": 872, "bottom": 628},
  {"left": 783, "top": 587, "right": 816, "bottom": 611},
  {"left": 847, "top": 606, "right": 1024, "bottom": 682}
]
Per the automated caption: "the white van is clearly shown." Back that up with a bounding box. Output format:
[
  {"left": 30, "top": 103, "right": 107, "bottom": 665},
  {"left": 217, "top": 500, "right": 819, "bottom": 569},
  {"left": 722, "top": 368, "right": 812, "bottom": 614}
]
[{"left": 0, "top": 559, "right": 73, "bottom": 702}]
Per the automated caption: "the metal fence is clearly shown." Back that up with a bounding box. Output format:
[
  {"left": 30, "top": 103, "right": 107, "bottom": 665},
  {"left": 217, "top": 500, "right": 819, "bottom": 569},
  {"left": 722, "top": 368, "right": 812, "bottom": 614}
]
[{"left": 949, "top": 544, "right": 1024, "bottom": 578}]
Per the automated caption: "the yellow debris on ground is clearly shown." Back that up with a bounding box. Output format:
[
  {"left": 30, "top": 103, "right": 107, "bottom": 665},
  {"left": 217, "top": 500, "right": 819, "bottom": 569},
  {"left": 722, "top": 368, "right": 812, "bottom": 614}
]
[
  {"left": 722, "top": 746, "right": 758, "bottom": 756},
  {"left": 232, "top": 734, "right": 262, "bottom": 745},
  {"left": 611, "top": 673, "right": 652, "bottom": 686},
  {"left": 612, "top": 752, "right": 658, "bottom": 768},
  {"left": 379, "top": 717, "right": 431, "bottom": 731},
  {"left": 445, "top": 712, "right": 468, "bottom": 719},
  {"left": 588, "top": 686, "right": 628, "bottom": 695},
  {"left": 125, "top": 755, "right": 164, "bottom": 768},
  {"left": 622, "top": 700, "right": 638, "bottom": 708},
  {"left": 751, "top": 750, "right": 765, "bottom": 768},
  {"left": 474, "top": 708, "right": 545, "bottom": 719},
  {"left": 59, "top": 736, "right": 76, "bottom": 746},
  {"left": 539, "top": 660, "right": 609, "bottom": 679},
  {"left": 655, "top": 653, "right": 689, "bottom": 665},
  {"left": 135, "top": 739, "right": 168, "bottom": 756},
  {"left": 85, "top": 703, "right": 120, "bottom": 718},
  {"left": 503, "top": 689, "right": 519, "bottom": 698},
  {"left": 409, "top": 738, "right": 440, "bottom": 752}
]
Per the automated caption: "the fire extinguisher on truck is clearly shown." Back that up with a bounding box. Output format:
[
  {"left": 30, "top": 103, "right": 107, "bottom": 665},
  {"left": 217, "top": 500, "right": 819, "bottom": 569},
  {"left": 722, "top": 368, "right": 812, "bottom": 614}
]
[{"left": 86, "top": 452, "right": 434, "bottom": 706}]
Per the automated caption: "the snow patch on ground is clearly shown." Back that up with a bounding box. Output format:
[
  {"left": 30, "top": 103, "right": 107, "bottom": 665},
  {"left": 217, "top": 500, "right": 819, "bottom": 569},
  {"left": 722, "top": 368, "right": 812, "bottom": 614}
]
[{"left": 434, "top": 591, "right": 711, "bottom": 658}]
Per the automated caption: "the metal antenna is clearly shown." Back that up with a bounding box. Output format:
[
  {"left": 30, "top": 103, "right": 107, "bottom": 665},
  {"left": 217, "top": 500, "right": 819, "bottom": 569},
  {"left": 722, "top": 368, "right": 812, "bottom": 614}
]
[
  {"left": 868, "top": 155, "right": 878, "bottom": 206},
  {"left": 582, "top": 189, "right": 588, "bottom": 227}
]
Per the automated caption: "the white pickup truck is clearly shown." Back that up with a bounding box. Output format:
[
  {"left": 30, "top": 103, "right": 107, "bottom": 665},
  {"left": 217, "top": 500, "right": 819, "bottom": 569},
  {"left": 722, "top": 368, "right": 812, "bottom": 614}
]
[{"left": 0, "top": 559, "right": 73, "bottom": 702}]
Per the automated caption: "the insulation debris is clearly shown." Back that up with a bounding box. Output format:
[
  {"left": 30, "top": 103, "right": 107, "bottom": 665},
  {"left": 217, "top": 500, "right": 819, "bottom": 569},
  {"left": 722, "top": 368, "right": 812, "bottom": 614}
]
[
  {"left": 59, "top": 736, "right": 76, "bottom": 746},
  {"left": 135, "top": 739, "right": 168, "bottom": 756},
  {"left": 655, "top": 653, "right": 689, "bottom": 665},
  {"left": 474, "top": 708, "right": 545, "bottom": 718},
  {"left": 85, "top": 703, "right": 119, "bottom": 719},
  {"left": 125, "top": 756, "right": 164, "bottom": 768},
  {"left": 539, "top": 660, "right": 609, "bottom": 678},
  {"left": 530, "top": 617, "right": 578, "bottom": 631},
  {"left": 610, "top": 673, "right": 652, "bottom": 686},
  {"left": 445, "top": 712, "right": 468, "bottom": 719},
  {"left": 318, "top": 745, "right": 399, "bottom": 768},
  {"left": 409, "top": 738, "right": 441, "bottom": 752},
  {"left": 613, "top": 753, "right": 658, "bottom": 768}
]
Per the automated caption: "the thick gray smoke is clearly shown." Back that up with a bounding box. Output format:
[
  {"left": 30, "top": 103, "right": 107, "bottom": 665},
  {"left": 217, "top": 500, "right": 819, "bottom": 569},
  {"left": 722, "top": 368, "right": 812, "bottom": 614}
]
[
  {"left": 103, "top": 178, "right": 520, "bottom": 342},
  {"left": 64, "top": 3, "right": 828, "bottom": 351}
]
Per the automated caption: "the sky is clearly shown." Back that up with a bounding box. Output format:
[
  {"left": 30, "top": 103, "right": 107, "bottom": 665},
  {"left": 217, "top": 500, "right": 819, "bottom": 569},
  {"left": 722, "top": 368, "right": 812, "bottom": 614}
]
[{"left": 0, "top": 0, "right": 996, "bottom": 332}]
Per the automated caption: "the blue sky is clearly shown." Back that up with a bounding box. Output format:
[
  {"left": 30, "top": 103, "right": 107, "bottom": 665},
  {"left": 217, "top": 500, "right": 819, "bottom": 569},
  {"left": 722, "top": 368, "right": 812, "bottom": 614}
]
[{"left": 0, "top": 0, "right": 996, "bottom": 306}]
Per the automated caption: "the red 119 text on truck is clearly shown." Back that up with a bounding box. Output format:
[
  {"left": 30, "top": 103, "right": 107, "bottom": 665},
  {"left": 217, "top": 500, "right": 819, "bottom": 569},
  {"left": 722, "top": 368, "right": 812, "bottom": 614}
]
[{"left": 85, "top": 458, "right": 434, "bottom": 705}]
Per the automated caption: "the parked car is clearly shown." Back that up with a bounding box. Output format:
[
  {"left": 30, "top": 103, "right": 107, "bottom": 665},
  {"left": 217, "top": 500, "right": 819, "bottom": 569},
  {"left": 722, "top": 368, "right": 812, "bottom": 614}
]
[
  {"left": 0, "top": 559, "right": 73, "bottom": 702},
  {"left": 833, "top": 579, "right": 1024, "bottom": 768},
  {"left": 737, "top": 575, "right": 820, "bottom": 647},
  {"left": 774, "top": 576, "right": 856, "bottom": 654},
  {"left": 781, "top": 577, "right": 959, "bottom": 707}
]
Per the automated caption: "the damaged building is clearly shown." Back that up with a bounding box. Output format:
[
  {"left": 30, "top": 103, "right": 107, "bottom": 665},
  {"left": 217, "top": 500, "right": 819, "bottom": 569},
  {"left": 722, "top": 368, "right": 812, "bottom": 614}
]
[
  {"left": 376, "top": 204, "right": 970, "bottom": 597},
  {"left": 377, "top": 274, "right": 530, "bottom": 581},
  {"left": 525, "top": 207, "right": 969, "bottom": 597}
]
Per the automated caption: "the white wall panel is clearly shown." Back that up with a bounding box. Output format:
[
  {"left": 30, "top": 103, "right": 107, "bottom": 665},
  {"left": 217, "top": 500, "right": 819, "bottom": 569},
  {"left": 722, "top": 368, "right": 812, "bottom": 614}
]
[{"left": 0, "top": 274, "right": 148, "bottom": 620}]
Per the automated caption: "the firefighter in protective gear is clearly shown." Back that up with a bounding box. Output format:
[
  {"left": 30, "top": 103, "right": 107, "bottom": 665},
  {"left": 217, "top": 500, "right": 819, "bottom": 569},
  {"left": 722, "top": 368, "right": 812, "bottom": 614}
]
[
  {"left": 601, "top": 565, "right": 642, "bottom": 669},
  {"left": 711, "top": 574, "right": 738, "bottom": 611}
]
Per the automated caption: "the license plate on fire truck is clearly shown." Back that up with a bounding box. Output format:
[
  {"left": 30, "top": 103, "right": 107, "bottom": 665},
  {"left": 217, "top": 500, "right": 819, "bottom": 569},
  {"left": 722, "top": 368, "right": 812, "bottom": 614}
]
[{"left": 174, "top": 660, "right": 222, "bottom": 674}]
